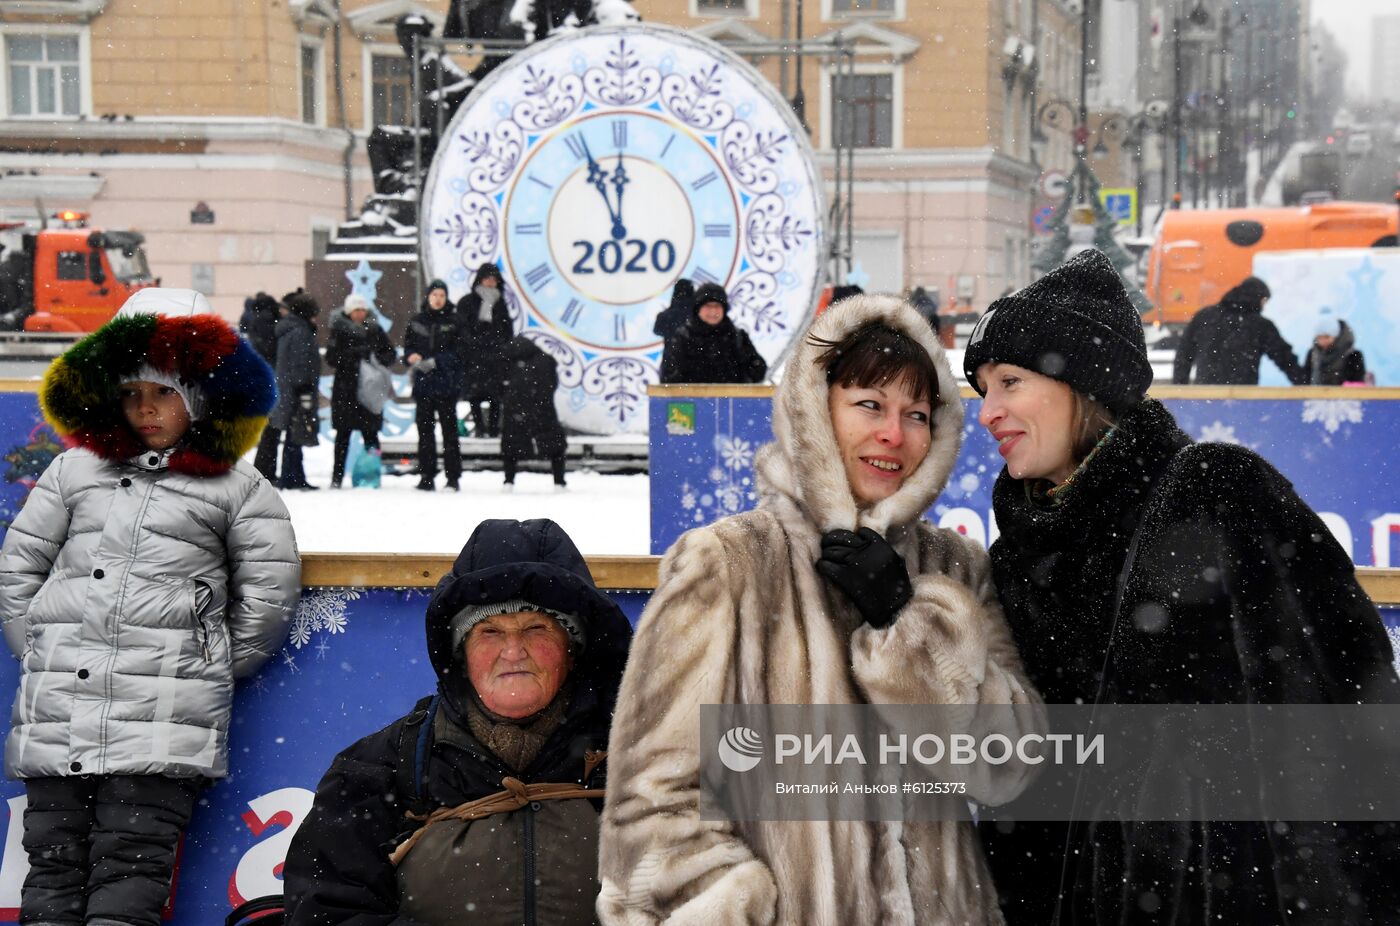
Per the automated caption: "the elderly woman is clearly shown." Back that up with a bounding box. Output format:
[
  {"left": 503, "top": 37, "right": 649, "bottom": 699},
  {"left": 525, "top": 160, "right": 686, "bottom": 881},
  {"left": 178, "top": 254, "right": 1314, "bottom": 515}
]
[
  {"left": 284, "top": 518, "right": 632, "bottom": 925},
  {"left": 964, "top": 249, "right": 1400, "bottom": 924},
  {"left": 599, "top": 295, "right": 1041, "bottom": 924}
]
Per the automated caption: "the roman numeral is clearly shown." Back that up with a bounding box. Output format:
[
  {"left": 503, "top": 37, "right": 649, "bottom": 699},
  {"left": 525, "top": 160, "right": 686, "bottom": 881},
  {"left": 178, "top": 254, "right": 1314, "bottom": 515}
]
[
  {"left": 612, "top": 120, "right": 628, "bottom": 148},
  {"left": 659, "top": 135, "right": 676, "bottom": 158},
  {"left": 564, "top": 133, "right": 588, "bottom": 160},
  {"left": 614, "top": 313, "right": 628, "bottom": 342},
  {"left": 693, "top": 266, "right": 719, "bottom": 285},
  {"left": 524, "top": 263, "right": 553, "bottom": 291},
  {"left": 528, "top": 175, "right": 553, "bottom": 190},
  {"left": 514, "top": 223, "right": 542, "bottom": 236},
  {"left": 691, "top": 171, "right": 718, "bottom": 191},
  {"left": 704, "top": 224, "right": 732, "bottom": 238},
  {"left": 561, "top": 298, "right": 585, "bottom": 327}
]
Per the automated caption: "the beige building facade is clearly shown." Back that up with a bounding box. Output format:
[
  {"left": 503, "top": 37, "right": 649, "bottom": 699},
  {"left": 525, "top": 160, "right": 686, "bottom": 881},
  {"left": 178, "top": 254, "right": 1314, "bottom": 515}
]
[
  {"left": 0, "top": 0, "right": 451, "bottom": 317},
  {"left": 0, "top": 0, "right": 1079, "bottom": 316},
  {"left": 635, "top": 0, "right": 1080, "bottom": 307}
]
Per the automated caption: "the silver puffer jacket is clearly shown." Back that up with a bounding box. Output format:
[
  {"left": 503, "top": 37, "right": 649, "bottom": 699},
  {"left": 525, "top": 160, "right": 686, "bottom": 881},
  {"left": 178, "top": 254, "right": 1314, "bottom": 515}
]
[{"left": 0, "top": 447, "right": 299, "bottom": 779}]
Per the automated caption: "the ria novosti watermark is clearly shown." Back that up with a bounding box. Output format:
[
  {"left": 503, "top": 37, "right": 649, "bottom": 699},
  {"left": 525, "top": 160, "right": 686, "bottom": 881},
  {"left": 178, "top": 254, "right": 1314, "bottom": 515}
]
[{"left": 700, "top": 704, "right": 1400, "bottom": 823}]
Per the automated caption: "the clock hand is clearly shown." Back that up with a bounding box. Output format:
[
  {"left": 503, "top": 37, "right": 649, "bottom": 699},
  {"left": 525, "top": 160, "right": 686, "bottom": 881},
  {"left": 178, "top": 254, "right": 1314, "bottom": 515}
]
[
  {"left": 579, "top": 134, "right": 624, "bottom": 233},
  {"left": 609, "top": 151, "right": 628, "bottom": 240}
]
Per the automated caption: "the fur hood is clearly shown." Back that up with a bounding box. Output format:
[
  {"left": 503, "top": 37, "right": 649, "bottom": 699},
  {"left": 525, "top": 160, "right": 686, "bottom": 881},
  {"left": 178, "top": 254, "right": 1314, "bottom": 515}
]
[
  {"left": 757, "top": 294, "right": 963, "bottom": 535},
  {"left": 40, "top": 313, "right": 275, "bottom": 477}
]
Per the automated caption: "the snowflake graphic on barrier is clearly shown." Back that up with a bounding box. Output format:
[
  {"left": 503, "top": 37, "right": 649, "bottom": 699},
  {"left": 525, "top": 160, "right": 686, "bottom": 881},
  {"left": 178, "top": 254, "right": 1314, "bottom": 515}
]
[
  {"left": 1302, "top": 399, "right": 1363, "bottom": 435},
  {"left": 1197, "top": 421, "right": 1242, "bottom": 445},
  {"left": 719, "top": 436, "right": 754, "bottom": 472},
  {"left": 680, "top": 434, "right": 758, "bottom": 526},
  {"left": 288, "top": 588, "right": 361, "bottom": 654}
]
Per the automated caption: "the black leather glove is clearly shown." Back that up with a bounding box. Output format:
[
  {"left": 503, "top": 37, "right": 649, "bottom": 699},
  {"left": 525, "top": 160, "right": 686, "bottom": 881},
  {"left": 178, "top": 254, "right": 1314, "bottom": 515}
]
[{"left": 815, "top": 528, "right": 913, "bottom": 629}]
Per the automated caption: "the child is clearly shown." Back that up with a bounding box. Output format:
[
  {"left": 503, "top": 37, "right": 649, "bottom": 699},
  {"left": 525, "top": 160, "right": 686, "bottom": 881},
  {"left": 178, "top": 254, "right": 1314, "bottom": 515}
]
[{"left": 0, "top": 301, "right": 302, "bottom": 926}]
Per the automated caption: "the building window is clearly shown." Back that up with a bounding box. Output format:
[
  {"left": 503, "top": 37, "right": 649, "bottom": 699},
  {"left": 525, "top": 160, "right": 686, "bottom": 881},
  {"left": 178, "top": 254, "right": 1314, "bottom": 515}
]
[
  {"left": 694, "top": 0, "right": 754, "bottom": 13},
  {"left": 832, "top": 72, "right": 895, "bottom": 148},
  {"left": 830, "top": 0, "right": 897, "bottom": 15},
  {"left": 6, "top": 33, "right": 81, "bottom": 117},
  {"left": 311, "top": 226, "right": 331, "bottom": 261},
  {"left": 300, "top": 42, "right": 321, "bottom": 125},
  {"left": 370, "top": 53, "right": 412, "bottom": 127}
]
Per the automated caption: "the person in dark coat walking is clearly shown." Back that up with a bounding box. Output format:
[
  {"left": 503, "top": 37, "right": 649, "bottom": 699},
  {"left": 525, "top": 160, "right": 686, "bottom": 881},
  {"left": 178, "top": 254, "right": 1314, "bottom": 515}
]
[
  {"left": 325, "top": 294, "right": 396, "bottom": 488},
  {"left": 909, "top": 286, "right": 941, "bottom": 338},
  {"left": 405, "top": 279, "right": 465, "bottom": 491},
  {"left": 1305, "top": 310, "right": 1367, "bottom": 385},
  {"left": 1172, "top": 276, "right": 1307, "bottom": 385},
  {"left": 499, "top": 335, "right": 568, "bottom": 491},
  {"left": 659, "top": 283, "right": 767, "bottom": 385},
  {"left": 455, "top": 262, "right": 513, "bottom": 437},
  {"left": 238, "top": 291, "right": 279, "bottom": 365},
  {"left": 965, "top": 249, "right": 1400, "bottom": 925},
  {"left": 283, "top": 518, "right": 633, "bottom": 926},
  {"left": 253, "top": 289, "right": 321, "bottom": 490},
  {"left": 651, "top": 278, "right": 694, "bottom": 341}
]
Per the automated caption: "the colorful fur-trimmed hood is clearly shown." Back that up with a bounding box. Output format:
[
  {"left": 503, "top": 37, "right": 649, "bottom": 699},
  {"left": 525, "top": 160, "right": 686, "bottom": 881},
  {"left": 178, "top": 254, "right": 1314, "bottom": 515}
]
[{"left": 41, "top": 313, "right": 276, "bottom": 476}]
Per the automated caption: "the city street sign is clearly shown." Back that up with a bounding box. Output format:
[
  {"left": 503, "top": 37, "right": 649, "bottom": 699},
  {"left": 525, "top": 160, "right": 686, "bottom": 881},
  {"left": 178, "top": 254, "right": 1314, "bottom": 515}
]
[
  {"left": 1040, "top": 170, "right": 1069, "bottom": 199},
  {"left": 1100, "top": 188, "right": 1137, "bottom": 227},
  {"left": 1032, "top": 204, "right": 1057, "bottom": 235}
]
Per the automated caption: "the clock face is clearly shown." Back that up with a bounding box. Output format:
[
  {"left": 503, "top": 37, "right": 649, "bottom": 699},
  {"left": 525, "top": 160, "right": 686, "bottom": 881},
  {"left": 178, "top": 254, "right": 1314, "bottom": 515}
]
[
  {"left": 422, "top": 23, "right": 825, "bottom": 434},
  {"left": 505, "top": 110, "right": 741, "bottom": 350}
]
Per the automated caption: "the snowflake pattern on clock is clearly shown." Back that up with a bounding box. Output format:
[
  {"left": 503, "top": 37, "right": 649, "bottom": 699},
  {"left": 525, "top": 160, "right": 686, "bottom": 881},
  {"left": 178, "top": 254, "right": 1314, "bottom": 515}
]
[{"left": 422, "top": 24, "right": 824, "bottom": 435}]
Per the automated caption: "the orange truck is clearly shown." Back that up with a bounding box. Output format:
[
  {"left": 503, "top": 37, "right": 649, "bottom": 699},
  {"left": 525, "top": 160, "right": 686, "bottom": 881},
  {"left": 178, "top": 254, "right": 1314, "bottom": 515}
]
[
  {"left": 0, "top": 210, "right": 155, "bottom": 335},
  {"left": 1144, "top": 202, "right": 1399, "bottom": 327}
]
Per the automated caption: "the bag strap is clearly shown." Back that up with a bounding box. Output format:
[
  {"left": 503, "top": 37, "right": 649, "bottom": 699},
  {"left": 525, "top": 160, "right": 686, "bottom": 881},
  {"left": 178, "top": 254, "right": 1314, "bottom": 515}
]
[
  {"left": 393, "top": 694, "right": 439, "bottom": 817},
  {"left": 1050, "top": 475, "right": 1167, "bottom": 926},
  {"left": 389, "top": 756, "right": 607, "bottom": 867}
]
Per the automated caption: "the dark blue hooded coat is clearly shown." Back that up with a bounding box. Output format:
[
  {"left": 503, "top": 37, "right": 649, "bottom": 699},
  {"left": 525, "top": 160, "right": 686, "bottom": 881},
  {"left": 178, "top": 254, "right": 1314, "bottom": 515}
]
[{"left": 284, "top": 519, "right": 632, "bottom": 925}]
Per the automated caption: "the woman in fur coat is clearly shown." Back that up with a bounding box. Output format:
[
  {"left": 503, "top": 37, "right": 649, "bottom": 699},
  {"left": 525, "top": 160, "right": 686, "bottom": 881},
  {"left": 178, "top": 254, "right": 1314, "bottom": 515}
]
[
  {"left": 599, "top": 295, "right": 1042, "bottom": 925},
  {"left": 964, "top": 249, "right": 1400, "bottom": 925}
]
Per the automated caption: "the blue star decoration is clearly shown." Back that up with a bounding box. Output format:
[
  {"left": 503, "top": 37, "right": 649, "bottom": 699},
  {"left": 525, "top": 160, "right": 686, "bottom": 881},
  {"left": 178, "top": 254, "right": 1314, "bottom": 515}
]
[
  {"left": 344, "top": 259, "right": 391, "bottom": 327},
  {"left": 1346, "top": 257, "right": 1383, "bottom": 310},
  {"left": 345, "top": 259, "right": 383, "bottom": 302},
  {"left": 845, "top": 261, "right": 872, "bottom": 290}
]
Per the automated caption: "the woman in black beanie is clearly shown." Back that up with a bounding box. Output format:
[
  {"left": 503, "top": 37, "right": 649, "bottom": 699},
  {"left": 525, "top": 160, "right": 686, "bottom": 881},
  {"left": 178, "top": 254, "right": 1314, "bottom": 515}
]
[{"left": 963, "top": 249, "right": 1400, "bottom": 925}]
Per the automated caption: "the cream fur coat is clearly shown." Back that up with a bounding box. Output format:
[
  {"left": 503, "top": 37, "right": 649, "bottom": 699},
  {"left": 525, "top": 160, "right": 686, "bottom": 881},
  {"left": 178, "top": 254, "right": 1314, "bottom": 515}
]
[{"left": 599, "top": 296, "right": 1042, "bottom": 926}]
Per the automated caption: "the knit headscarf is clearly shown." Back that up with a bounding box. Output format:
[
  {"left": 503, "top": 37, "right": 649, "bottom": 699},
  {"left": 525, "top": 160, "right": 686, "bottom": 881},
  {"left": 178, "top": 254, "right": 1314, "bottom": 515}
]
[{"left": 118, "top": 363, "right": 207, "bottom": 421}]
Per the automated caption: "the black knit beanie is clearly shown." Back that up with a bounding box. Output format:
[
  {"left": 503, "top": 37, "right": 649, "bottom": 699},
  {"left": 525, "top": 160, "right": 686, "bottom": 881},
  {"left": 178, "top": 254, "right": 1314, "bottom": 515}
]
[
  {"left": 693, "top": 282, "right": 729, "bottom": 316},
  {"left": 962, "top": 249, "right": 1152, "bottom": 413},
  {"left": 426, "top": 278, "right": 449, "bottom": 298},
  {"left": 281, "top": 288, "right": 320, "bottom": 321}
]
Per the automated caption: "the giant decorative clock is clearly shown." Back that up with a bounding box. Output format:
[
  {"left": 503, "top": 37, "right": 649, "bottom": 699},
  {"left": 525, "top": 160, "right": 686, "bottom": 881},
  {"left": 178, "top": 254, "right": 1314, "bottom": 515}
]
[{"left": 422, "top": 23, "right": 825, "bottom": 434}]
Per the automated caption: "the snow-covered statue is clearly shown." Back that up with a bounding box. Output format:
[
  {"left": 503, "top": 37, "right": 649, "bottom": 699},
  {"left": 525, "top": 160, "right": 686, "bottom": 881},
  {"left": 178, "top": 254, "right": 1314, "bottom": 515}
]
[
  {"left": 336, "top": 2, "right": 639, "bottom": 250},
  {"left": 365, "top": 15, "right": 474, "bottom": 199}
]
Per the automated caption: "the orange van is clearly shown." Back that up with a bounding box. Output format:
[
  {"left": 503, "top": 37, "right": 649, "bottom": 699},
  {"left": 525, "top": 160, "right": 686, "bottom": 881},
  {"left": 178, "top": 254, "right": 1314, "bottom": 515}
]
[{"left": 1144, "top": 202, "right": 1398, "bottom": 327}]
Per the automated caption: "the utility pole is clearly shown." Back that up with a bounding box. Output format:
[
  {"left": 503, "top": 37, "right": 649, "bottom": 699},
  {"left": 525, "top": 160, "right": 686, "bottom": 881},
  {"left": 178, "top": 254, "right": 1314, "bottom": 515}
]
[
  {"left": 1172, "top": 8, "right": 1183, "bottom": 204},
  {"left": 780, "top": 0, "right": 791, "bottom": 99},
  {"left": 1076, "top": 0, "right": 1090, "bottom": 204},
  {"left": 793, "top": 0, "right": 806, "bottom": 129}
]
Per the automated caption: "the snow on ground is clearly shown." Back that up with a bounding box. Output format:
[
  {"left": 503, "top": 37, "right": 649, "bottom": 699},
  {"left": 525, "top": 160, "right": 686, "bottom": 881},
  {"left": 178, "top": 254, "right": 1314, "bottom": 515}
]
[{"left": 267, "top": 440, "right": 651, "bottom": 556}]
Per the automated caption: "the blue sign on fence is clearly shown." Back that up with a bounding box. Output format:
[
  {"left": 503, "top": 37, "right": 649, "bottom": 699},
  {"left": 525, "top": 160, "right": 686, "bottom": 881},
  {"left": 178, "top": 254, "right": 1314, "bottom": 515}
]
[{"left": 649, "top": 391, "right": 1400, "bottom": 569}]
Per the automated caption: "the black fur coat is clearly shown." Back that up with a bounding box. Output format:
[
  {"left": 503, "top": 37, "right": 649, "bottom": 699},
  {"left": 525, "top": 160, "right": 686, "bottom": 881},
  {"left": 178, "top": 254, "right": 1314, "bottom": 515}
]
[{"left": 980, "top": 399, "right": 1400, "bottom": 925}]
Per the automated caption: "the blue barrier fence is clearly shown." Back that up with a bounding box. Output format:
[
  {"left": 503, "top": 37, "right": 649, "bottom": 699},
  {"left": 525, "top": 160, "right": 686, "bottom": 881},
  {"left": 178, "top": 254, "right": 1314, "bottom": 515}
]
[{"left": 0, "top": 385, "right": 1391, "bottom": 919}]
